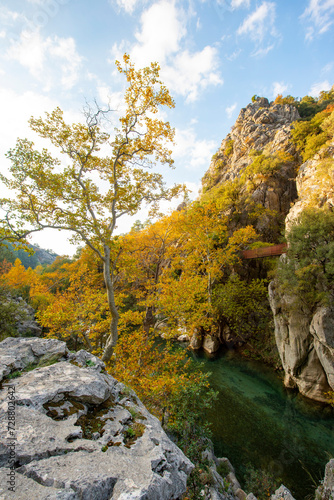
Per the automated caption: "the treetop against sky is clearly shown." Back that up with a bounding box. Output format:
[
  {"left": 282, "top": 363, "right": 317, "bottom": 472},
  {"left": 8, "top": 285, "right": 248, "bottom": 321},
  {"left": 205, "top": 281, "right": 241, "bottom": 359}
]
[{"left": 0, "top": 0, "right": 333, "bottom": 254}]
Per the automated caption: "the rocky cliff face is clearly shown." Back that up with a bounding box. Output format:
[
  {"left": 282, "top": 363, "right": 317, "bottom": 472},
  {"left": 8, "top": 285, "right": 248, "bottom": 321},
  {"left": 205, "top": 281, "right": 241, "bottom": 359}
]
[
  {"left": 199, "top": 97, "right": 334, "bottom": 404},
  {"left": 194, "top": 97, "right": 302, "bottom": 356},
  {"left": 0, "top": 338, "right": 193, "bottom": 499},
  {"left": 269, "top": 280, "right": 334, "bottom": 401},
  {"left": 31, "top": 245, "right": 58, "bottom": 267},
  {"left": 269, "top": 141, "right": 334, "bottom": 403},
  {"left": 202, "top": 97, "right": 299, "bottom": 217}
]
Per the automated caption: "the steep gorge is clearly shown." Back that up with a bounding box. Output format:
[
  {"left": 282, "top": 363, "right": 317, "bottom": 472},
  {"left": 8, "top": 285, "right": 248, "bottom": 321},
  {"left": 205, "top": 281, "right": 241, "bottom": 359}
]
[{"left": 198, "top": 94, "right": 334, "bottom": 403}]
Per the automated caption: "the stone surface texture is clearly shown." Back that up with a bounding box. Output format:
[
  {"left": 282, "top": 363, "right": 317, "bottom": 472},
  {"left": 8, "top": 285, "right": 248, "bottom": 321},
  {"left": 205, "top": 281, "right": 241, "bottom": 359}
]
[
  {"left": 268, "top": 140, "right": 334, "bottom": 402},
  {"left": 199, "top": 97, "right": 301, "bottom": 353},
  {"left": 317, "top": 459, "right": 334, "bottom": 500},
  {"left": 0, "top": 338, "right": 193, "bottom": 499},
  {"left": 285, "top": 140, "right": 334, "bottom": 229},
  {"left": 201, "top": 98, "right": 299, "bottom": 216},
  {"left": 271, "top": 485, "right": 296, "bottom": 500}
]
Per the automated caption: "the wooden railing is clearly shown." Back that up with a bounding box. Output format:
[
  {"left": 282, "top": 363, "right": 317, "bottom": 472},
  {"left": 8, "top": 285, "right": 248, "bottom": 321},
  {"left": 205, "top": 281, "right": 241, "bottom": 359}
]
[{"left": 242, "top": 243, "right": 287, "bottom": 259}]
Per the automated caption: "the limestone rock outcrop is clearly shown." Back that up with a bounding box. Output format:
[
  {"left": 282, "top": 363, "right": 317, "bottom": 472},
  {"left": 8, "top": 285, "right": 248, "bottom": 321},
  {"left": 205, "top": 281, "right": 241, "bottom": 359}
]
[
  {"left": 286, "top": 140, "right": 334, "bottom": 228},
  {"left": 316, "top": 459, "right": 334, "bottom": 500},
  {"left": 14, "top": 297, "right": 42, "bottom": 337},
  {"left": 270, "top": 485, "right": 295, "bottom": 500},
  {"left": 0, "top": 337, "right": 193, "bottom": 499},
  {"left": 268, "top": 137, "right": 334, "bottom": 402},
  {"left": 202, "top": 97, "right": 299, "bottom": 216},
  {"left": 269, "top": 280, "right": 333, "bottom": 401},
  {"left": 31, "top": 244, "right": 58, "bottom": 267}
]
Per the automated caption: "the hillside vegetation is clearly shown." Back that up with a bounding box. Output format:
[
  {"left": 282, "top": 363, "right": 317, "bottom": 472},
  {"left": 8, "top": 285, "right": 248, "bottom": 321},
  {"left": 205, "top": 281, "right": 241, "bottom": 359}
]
[{"left": 1, "top": 81, "right": 334, "bottom": 497}]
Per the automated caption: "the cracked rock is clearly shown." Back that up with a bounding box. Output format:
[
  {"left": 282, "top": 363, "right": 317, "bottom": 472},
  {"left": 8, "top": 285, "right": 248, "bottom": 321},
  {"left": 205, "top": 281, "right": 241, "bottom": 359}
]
[{"left": 0, "top": 338, "right": 193, "bottom": 499}]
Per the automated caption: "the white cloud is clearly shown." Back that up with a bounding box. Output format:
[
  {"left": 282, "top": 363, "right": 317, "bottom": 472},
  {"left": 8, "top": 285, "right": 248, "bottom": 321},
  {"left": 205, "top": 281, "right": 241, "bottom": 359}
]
[
  {"left": 302, "top": 0, "right": 334, "bottom": 39},
  {"left": 0, "top": 7, "right": 22, "bottom": 24},
  {"left": 48, "top": 36, "right": 83, "bottom": 89},
  {"left": 272, "top": 81, "right": 289, "bottom": 97},
  {"left": 226, "top": 103, "right": 237, "bottom": 118},
  {"left": 6, "top": 30, "right": 45, "bottom": 76},
  {"left": 0, "top": 87, "right": 82, "bottom": 173},
  {"left": 237, "top": 2, "right": 276, "bottom": 43},
  {"left": 6, "top": 31, "right": 82, "bottom": 89},
  {"left": 115, "top": 0, "right": 140, "bottom": 14},
  {"left": 252, "top": 43, "right": 275, "bottom": 57},
  {"left": 173, "top": 127, "right": 217, "bottom": 170},
  {"left": 112, "top": 0, "right": 223, "bottom": 102},
  {"left": 309, "top": 79, "right": 331, "bottom": 96},
  {"left": 131, "top": 0, "right": 186, "bottom": 67},
  {"left": 226, "top": 48, "right": 241, "bottom": 61},
  {"left": 162, "top": 46, "right": 222, "bottom": 103},
  {"left": 97, "top": 85, "right": 125, "bottom": 116},
  {"left": 0, "top": 86, "right": 83, "bottom": 256},
  {"left": 231, "top": 0, "right": 250, "bottom": 9},
  {"left": 321, "top": 61, "right": 334, "bottom": 74}
]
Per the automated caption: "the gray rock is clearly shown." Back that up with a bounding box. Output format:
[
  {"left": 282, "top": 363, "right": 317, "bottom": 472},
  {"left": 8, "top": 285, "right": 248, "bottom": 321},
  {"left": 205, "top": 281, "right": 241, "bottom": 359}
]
[
  {"left": 246, "top": 494, "right": 257, "bottom": 500},
  {"left": 203, "top": 335, "right": 220, "bottom": 354},
  {"left": 189, "top": 328, "right": 203, "bottom": 350},
  {"left": 316, "top": 459, "right": 334, "bottom": 500},
  {"left": 268, "top": 281, "right": 333, "bottom": 402},
  {"left": 0, "top": 362, "right": 114, "bottom": 409},
  {"left": 0, "top": 406, "right": 97, "bottom": 467},
  {"left": 0, "top": 337, "right": 67, "bottom": 382},
  {"left": 270, "top": 485, "right": 295, "bottom": 500},
  {"left": 67, "top": 349, "right": 106, "bottom": 372},
  {"left": 0, "top": 338, "right": 193, "bottom": 499},
  {"left": 268, "top": 139, "right": 334, "bottom": 403},
  {"left": 202, "top": 100, "right": 299, "bottom": 216},
  {"left": 0, "top": 468, "right": 78, "bottom": 499},
  {"left": 177, "top": 334, "right": 190, "bottom": 342}
]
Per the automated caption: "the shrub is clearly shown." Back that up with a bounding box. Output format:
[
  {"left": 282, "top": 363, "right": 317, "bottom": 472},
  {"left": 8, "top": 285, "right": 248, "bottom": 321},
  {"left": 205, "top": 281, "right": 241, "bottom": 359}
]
[{"left": 277, "top": 208, "right": 334, "bottom": 311}]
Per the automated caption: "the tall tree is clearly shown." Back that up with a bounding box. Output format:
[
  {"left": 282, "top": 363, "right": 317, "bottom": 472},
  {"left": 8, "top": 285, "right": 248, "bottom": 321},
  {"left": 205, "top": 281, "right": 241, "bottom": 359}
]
[{"left": 0, "top": 54, "right": 182, "bottom": 362}]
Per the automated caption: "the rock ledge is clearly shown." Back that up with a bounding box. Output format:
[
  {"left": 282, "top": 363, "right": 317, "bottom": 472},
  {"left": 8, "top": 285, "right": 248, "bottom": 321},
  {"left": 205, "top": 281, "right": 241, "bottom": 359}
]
[{"left": 0, "top": 337, "right": 193, "bottom": 499}]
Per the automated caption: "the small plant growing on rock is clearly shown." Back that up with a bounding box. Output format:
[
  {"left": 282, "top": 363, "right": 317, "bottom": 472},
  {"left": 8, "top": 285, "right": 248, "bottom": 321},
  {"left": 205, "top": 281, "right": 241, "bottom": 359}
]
[
  {"left": 243, "top": 464, "right": 281, "bottom": 500},
  {"left": 7, "top": 370, "right": 22, "bottom": 379},
  {"left": 217, "top": 461, "right": 231, "bottom": 478},
  {"left": 127, "top": 406, "right": 140, "bottom": 420},
  {"left": 325, "top": 391, "right": 334, "bottom": 407},
  {"left": 124, "top": 427, "right": 136, "bottom": 439}
]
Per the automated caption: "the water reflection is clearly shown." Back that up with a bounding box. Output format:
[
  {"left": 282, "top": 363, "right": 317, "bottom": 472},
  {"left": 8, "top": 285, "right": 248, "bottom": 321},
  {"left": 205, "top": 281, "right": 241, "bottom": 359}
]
[{"left": 189, "top": 348, "right": 334, "bottom": 500}]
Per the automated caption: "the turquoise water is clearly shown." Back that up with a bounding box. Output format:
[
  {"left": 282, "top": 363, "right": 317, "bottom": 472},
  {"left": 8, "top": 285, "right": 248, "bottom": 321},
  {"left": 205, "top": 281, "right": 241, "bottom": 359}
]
[{"left": 189, "top": 348, "right": 334, "bottom": 500}]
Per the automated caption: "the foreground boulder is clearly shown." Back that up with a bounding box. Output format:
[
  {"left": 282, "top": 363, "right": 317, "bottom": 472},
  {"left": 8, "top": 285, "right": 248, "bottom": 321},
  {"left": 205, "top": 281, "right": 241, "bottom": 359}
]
[{"left": 0, "top": 337, "right": 193, "bottom": 499}]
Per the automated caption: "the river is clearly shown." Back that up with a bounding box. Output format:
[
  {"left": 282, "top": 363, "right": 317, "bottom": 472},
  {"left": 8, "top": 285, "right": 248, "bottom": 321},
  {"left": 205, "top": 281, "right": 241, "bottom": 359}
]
[{"left": 188, "top": 347, "right": 334, "bottom": 500}]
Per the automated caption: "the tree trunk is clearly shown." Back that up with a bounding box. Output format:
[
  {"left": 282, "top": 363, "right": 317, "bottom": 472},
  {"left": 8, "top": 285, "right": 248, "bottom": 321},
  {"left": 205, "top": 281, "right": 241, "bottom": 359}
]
[
  {"left": 143, "top": 306, "right": 154, "bottom": 333},
  {"left": 82, "top": 329, "right": 92, "bottom": 352},
  {"left": 101, "top": 245, "right": 120, "bottom": 363}
]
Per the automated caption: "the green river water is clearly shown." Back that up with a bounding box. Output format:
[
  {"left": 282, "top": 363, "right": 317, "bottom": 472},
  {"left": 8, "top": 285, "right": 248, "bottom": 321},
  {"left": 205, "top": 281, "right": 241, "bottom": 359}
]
[{"left": 189, "top": 348, "right": 334, "bottom": 500}]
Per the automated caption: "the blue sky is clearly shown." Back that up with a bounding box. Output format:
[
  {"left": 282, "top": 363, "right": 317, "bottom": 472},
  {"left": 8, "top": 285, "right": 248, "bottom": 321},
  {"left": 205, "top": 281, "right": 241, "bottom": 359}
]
[{"left": 1, "top": 0, "right": 334, "bottom": 255}]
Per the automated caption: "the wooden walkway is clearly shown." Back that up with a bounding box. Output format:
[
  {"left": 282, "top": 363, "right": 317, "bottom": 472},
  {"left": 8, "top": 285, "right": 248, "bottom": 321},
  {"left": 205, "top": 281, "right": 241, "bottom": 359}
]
[{"left": 242, "top": 243, "right": 287, "bottom": 259}]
